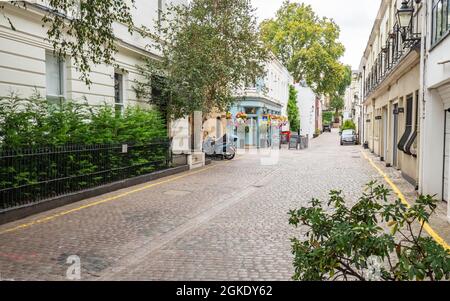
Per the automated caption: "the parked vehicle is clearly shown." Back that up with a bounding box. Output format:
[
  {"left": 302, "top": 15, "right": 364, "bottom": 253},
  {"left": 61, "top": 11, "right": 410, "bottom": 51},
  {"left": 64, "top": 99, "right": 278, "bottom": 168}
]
[
  {"left": 340, "top": 129, "right": 357, "bottom": 145},
  {"left": 323, "top": 124, "right": 331, "bottom": 132},
  {"left": 203, "top": 134, "right": 238, "bottom": 160}
]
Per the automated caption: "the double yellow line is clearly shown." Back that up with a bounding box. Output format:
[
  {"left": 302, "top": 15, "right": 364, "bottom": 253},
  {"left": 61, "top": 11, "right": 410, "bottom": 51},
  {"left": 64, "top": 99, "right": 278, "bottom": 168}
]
[{"left": 361, "top": 151, "right": 450, "bottom": 250}]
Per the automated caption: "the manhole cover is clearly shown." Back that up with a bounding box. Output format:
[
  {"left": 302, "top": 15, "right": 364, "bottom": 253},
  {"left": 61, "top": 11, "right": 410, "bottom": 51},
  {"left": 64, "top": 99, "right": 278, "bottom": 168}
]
[{"left": 163, "top": 190, "right": 192, "bottom": 196}]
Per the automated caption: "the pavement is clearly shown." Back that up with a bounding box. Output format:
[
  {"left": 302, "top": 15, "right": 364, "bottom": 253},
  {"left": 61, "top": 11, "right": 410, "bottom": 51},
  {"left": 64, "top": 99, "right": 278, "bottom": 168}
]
[{"left": 0, "top": 129, "right": 448, "bottom": 281}]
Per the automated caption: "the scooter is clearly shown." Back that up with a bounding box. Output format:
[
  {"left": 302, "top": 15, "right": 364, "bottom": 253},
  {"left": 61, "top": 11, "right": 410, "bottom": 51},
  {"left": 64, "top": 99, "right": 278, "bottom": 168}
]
[{"left": 203, "top": 134, "right": 238, "bottom": 160}]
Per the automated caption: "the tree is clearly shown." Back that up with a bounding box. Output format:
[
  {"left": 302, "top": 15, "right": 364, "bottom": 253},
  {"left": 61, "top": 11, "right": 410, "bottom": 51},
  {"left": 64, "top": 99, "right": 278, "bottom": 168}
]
[
  {"left": 328, "top": 66, "right": 351, "bottom": 122},
  {"left": 1, "top": 1, "right": 135, "bottom": 85},
  {"left": 287, "top": 85, "right": 300, "bottom": 133},
  {"left": 260, "top": 1, "right": 347, "bottom": 96},
  {"left": 329, "top": 96, "right": 344, "bottom": 122},
  {"left": 134, "top": 0, "right": 269, "bottom": 120},
  {"left": 289, "top": 181, "right": 450, "bottom": 281}
]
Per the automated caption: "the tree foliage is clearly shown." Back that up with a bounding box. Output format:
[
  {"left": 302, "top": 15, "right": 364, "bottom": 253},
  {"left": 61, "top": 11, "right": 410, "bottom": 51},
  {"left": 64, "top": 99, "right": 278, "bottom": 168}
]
[
  {"left": 260, "top": 1, "right": 347, "bottom": 96},
  {"left": 134, "top": 0, "right": 269, "bottom": 120},
  {"left": 289, "top": 181, "right": 450, "bottom": 281},
  {"left": 1, "top": 0, "right": 135, "bottom": 85},
  {"left": 287, "top": 85, "right": 300, "bottom": 133},
  {"left": 341, "top": 120, "right": 356, "bottom": 131},
  {"left": 329, "top": 96, "right": 344, "bottom": 118}
]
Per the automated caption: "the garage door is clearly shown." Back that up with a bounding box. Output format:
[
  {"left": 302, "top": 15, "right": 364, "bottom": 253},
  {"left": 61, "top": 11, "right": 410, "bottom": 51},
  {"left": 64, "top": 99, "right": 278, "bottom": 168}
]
[{"left": 444, "top": 110, "right": 450, "bottom": 201}]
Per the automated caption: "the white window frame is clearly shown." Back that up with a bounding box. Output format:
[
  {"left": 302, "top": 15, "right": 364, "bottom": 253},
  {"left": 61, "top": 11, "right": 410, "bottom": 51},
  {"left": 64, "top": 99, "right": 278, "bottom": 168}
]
[
  {"left": 45, "top": 51, "right": 66, "bottom": 104},
  {"left": 114, "top": 72, "right": 125, "bottom": 116}
]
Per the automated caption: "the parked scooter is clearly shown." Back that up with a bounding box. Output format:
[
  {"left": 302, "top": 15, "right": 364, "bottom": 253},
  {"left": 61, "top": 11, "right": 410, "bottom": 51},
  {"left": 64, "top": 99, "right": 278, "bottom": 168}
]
[{"left": 203, "top": 134, "right": 238, "bottom": 160}]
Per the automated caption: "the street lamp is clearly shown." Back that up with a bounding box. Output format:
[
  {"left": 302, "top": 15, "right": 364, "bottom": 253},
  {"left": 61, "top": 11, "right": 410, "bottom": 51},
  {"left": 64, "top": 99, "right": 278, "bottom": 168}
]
[
  {"left": 397, "top": 1, "right": 414, "bottom": 29},
  {"left": 396, "top": 0, "right": 422, "bottom": 42}
]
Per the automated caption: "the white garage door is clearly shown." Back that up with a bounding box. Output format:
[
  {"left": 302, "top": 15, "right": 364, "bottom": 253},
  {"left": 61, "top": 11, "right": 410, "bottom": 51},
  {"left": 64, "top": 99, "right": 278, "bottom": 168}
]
[{"left": 444, "top": 111, "right": 450, "bottom": 202}]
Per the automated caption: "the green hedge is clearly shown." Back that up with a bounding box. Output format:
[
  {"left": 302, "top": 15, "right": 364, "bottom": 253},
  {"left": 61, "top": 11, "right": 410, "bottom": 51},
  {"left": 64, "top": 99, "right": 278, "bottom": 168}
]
[
  {"left": 0, "top": 94, "right": 167, "bottom": 148},
  {"left": 0, "top": 94, "right": 169, "bottom": 209}
]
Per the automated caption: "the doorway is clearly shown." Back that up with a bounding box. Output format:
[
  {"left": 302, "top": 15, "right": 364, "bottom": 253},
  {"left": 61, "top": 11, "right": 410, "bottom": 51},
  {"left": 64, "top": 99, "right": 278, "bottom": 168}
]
[{"left": 245, "top": 117, "right": 257, "bottom": 147}]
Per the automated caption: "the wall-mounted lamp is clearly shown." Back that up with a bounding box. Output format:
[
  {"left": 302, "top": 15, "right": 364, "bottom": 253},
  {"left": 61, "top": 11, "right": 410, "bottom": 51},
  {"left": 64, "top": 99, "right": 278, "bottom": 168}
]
[
  {"left": 396, "top": 0, "right": 422, "bottom": 42},
  {"left": 397, "top": 1, "right": 414, "bottom": 29}
]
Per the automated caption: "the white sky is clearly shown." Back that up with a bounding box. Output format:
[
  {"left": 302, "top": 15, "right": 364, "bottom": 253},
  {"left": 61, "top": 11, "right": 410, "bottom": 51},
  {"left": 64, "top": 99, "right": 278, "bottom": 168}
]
[{"left": 251, "top": 0, "right": 382, "bottom": 70}]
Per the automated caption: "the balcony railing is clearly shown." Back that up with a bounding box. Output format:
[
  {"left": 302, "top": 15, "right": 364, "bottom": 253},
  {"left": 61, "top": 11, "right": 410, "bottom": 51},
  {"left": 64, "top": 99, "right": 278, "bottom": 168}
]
[{"left": 364, "top": 1, "right": 421, "bottom": 99}]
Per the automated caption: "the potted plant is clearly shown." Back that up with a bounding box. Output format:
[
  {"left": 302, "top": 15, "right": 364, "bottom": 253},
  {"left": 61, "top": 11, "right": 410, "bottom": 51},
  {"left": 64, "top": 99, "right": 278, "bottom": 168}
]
[{"left": 313, "top": 128, "right": 321, "bottom": 138}]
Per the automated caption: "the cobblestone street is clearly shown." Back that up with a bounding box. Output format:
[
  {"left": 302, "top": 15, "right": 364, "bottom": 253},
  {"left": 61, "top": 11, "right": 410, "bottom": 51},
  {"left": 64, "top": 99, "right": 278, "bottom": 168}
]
[{"left": 0, "top": 130, "right": 448, "bottom": 281}]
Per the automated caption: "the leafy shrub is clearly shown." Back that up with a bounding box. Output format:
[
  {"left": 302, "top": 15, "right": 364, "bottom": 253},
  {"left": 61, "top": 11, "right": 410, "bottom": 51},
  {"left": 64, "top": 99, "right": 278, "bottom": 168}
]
[
  {"left": 0, "top": 94, "right": 168, "bottom": 208},
  {"left": 341, "top": 119, "right": 356, "bottom": 131},
  {"left": 289, "top": 181, "right": 450, "bottom": 281},
  {"left": 0, "top": 94, "right": 166, "bottom": 148}
]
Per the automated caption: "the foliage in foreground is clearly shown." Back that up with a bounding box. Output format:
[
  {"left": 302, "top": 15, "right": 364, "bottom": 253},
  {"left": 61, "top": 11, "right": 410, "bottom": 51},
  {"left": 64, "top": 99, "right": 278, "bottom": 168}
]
[
  {"left": 289, "top": 181, "right": 450, "bottom": 281},
  {"left": 135, "top": 0, "right": 269, "bottom": 120}
]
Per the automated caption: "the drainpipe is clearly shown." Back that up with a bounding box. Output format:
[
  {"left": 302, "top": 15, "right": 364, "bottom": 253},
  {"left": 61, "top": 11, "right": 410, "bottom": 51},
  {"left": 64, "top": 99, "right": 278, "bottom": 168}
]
[
  {"left": 418, "top": 0, "right": 428, "bottom": 195},
  {"left": 362, "top": 66, "right": 366, "bottom": 145},
  {"left": 372, "top": 99, "right": 376, "bottom": 153}
]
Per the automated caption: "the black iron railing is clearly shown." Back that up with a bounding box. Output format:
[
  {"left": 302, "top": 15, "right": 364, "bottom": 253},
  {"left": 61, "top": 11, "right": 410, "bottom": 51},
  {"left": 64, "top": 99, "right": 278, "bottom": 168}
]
[
  {"left": 0, "top": 139, "right": 171, "bottom": 210},
  {"left": 364, "top": 1, "right": 422, "bottom": 99}
]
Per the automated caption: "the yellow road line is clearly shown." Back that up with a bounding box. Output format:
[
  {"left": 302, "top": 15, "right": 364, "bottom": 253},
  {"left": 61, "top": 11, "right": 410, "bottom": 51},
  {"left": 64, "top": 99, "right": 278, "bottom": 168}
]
[
  {"left": 0, "top": 159, "right": 235, "bottom": 236},
  {"left": 361, "top": 150, "right": 450, "bottom": 250}
]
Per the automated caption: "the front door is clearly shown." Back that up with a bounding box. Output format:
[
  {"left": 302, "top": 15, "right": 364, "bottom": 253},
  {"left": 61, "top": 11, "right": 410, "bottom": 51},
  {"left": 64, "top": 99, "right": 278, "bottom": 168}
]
[
  {"left": 382, "top": 107, "right": 388, "bottom": 161},
  {"left": 392, "top": 104, "right": 399, "bottom": 167},
  {"left": 245, "top": 117, "right": 257, "bottom": 147}
]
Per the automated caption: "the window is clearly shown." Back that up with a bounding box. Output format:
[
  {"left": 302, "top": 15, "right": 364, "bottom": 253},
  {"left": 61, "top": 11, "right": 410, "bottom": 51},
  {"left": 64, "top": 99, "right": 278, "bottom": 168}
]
[
  {"left": 114, "top": 73, "right": 124, "bottom": 117},
  {"left": 398, "top": 95, "right": 413, "bottom": 154},
  {"left": 46, "top": 52, "right": 65, "bottom": 104},
  {"left": 404, "top": 91, "right": 419, "bottom": 156},
  {"left": 432, "top": 0, "right": 450, "bottom": 45}
]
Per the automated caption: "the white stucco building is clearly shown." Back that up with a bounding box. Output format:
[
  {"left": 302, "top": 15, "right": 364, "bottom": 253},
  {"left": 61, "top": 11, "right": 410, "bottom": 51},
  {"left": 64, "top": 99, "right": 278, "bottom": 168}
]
[
  {"left": 357, "top": 0, "right": 450, "bottom": 222},
  {"left": 228, "top": 56, "right": 293, "bottom": 149},
  {"left": 359, "top": 0, "right": 422, "bottom": 189},
  {"left": 344, "top": 71, "right": 360, "bottom": 121},
  {"left": 419, "top": 0, "right": 450, "bottom": 222},
  {"left": 0, "top": 0, "right": 194, "bottom": 162}
]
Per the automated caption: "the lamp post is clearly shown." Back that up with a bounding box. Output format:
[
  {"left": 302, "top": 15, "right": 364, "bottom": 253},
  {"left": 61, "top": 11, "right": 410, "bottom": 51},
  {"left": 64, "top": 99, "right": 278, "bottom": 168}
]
[
  {"left": 396, "top": 0, "right": 421, "bottom": 42},
  {"left": 397, "top": 1, "right": 414, "bottom": 29}
]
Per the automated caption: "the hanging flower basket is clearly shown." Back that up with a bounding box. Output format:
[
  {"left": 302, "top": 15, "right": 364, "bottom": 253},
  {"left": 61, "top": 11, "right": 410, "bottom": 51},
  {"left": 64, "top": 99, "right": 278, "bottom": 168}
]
[{"left": 236, "top": 112, "right": 248, "bottom": 120}]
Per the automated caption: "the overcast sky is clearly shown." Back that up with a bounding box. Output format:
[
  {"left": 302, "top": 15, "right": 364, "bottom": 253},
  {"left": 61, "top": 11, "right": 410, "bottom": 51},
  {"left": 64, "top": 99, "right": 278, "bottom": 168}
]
[{"left": 251, "top": 0, "right": 382, "bottom": 70}]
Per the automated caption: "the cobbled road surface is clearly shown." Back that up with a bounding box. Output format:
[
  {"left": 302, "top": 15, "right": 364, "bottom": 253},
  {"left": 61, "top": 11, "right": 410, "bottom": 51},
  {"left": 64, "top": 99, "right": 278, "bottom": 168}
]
[{"left": 0, "top": 130, "right": 446, "bottom": 281}]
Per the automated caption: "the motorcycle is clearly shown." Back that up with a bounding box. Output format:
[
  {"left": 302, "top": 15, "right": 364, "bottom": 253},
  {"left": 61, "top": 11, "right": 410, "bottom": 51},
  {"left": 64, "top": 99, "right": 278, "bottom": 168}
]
[{"left": 203, "top": 134, "right": 238, "bottom": 160}]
